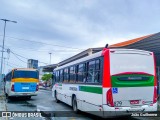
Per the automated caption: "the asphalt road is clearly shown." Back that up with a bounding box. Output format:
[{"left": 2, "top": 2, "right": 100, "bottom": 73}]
[{"left": 5, "top": 89, "right": 160, "bottom": 120}]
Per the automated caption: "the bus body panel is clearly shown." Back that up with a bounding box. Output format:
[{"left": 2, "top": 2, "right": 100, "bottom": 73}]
[
  {"left": 5, "top": 68, "right": 39, "bottom": 97},
  {"left": 54, "top": 84, "right": 103, "bottom": 110},
  {"left": 52, "top": 48, "right": 157, "bottom": 117},
  {"left": 112, "top": 87, "right": 154, "bottom": 106},
  {"left": 102, "top": 49, "right": 157, "bottom": 112}
]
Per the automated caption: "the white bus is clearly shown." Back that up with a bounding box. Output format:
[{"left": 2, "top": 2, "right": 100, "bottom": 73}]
[{"left": 52, "top": 48, "right": 158, "bottom": 117}]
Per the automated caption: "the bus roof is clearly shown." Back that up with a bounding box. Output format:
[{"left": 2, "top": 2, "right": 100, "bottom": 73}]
[
  {"left": 54, "top": 48, "right": 153, "bottom": 71},
  {"left": 55, "top": 51, "right": 102, "bottom": 71},
  {"left": 110, "top": 48, "right": 152, "bottom": 55},
  {"left": 12, "top": 68, "right": 38, "bottom": 71}
]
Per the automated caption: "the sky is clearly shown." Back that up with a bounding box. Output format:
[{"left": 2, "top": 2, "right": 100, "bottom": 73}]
[{"left": 0, "top": 0, "right": 160, "bottom": 74}]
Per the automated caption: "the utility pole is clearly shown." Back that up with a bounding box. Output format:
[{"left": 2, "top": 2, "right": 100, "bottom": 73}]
[
  {"left": 0, "top": 19, "right": 17, "bottom": 80},
  {"left": 3, "top": 58, "right": 6, "bottom": 74},
  {"left": 49, "top": 52, "right": 52, "bottom": 64}
]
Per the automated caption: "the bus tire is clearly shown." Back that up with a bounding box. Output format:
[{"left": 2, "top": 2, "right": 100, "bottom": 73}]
[
  {"left": 72, "top": 96, "right": 79, "bottom": 113},
  {"left": 5, "top": 93, "right": 8, "bottom": 97},
  {"left": 55, "top": 91, "right": 59, "bottom": 103}
]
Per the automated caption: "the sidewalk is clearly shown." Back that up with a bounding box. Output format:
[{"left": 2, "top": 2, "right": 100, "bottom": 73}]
[
  {"left": 0, "top": 85, "right": 7, "bottom": 120},
  {"left": 39, "top": 86, "right": 52, "bottom": 91}
]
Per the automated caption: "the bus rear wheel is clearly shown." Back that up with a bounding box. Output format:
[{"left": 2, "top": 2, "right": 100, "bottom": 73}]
[{"left": 72, "top": 96, "right": 79, "bottom": 113}]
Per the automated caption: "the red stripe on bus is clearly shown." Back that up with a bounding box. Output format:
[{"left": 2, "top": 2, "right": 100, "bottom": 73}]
[
  {"left": 112, "top": 72, "right": 153, "bottom": 76},
  {"left": 153, "top": 53, "right": 157, "bottom": 86},
  {"left": 102, "top": 48, "right": 111, "bottom": 87}
]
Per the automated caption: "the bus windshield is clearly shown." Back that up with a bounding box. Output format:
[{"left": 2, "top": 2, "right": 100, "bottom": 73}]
[
  {"left": 110, "top": 52, "right": 154, "bottom": 75},
  {"left": 13, "top": 70, "right": 38, "bottom": 79}
]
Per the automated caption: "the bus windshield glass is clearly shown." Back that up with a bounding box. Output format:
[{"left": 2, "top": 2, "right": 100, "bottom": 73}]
[
  {"left": 13, "top": 70, "right": 38, "bottom": 79},
  {"left": 110, "top": 52, "right": 154, "bottom": 75}
]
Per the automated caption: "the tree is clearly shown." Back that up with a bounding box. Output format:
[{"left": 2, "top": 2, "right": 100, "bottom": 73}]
[{"left": 41, "top": 73, "right": 52, "bottom": 81}]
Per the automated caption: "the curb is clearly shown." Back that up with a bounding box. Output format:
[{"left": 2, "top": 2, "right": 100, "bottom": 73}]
[{"left": 39, "top": 87, "right": 52, "bottom": 91}]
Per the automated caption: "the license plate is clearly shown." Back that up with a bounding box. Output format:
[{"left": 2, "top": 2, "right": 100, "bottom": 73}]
[
  {"left": 22, "top": 87, "right": 29, "bottom": 89},
  {"left": 130, "top": 100, "right": 139, "bottom": 105},
  {"left": 128, "top": 108, "right": 143, "bottom": 111}
]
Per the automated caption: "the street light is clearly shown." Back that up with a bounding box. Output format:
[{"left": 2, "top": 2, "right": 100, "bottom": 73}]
[
  {"left": 49, "top": 52, "right": 52, "bottom": 64},
  {"left": 0, "top": 19, "right": 17, "bottom": 80}
]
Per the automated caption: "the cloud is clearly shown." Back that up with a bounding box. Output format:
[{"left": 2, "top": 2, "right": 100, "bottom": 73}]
[{"left": 0, "top": 0, "right": 160, "bottom": 73}]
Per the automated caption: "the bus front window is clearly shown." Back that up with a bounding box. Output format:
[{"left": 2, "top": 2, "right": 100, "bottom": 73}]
[{"left": 13, "top": 71, "right": 38, "bottom": 79}]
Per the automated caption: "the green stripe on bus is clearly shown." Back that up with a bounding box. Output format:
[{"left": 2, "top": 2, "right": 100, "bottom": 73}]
[
  {"left": 79, "top": 86, "right": 102, "bottom": 94},
  {"left": 58, "top": 83, "right": 62, "bottom": 86},
  {"left": 111, "top": 75, "right": 154, "bottom": 87}
]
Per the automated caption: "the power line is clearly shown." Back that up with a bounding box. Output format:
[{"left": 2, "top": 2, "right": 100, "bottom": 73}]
[
  {"left": 7, "top": 61, "right": 25, "bottom": 68},
  {"left": 11, "top": 51, "right": 27, "bottom": 63},
  {"left": 7, "top": 63, "right": 15, "bottom": 68},
  {"left": 10, "top": 50, "right": 48, "bottom": 65},
  {"left": 6, "top": 46, "right": 81, "bottom": 53},
  {"left": 0, "top": 35, "right": 85, "bottom": 50},
  {"left": 6, "top": 63, "right": 22, "bottom": 69},
  {"left": 0, "top": 45, "right": 49, "bottom": 65},
  {"left": 15, "top": 47, "right": 80, "bottom": 53}
]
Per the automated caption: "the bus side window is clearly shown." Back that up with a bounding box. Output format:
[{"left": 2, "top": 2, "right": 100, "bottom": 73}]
[
  {"left": 60, "top": 69, "right": 64, "bottom": 83},
  {"left": 64, "top": 68, "right": 69, "bottom": 83},
  {"left": 54, "top": 71, "right": 57, "bottom": 83},
  {"left": 95, "top": 59, "right": 101, "bottom": 83},
  {"left": 53, "top": 71, "right": 56, "bottom": 82},
  {"left": 77, "top": 64, "right": 84, "bottom": 83},
  {"left": 75, "top": 65, "right": 78, "bottom": 82},
  {"left": 69, "top": 66, "right": 75, "bottom": 83},
  {"left": 68, "top": 67, "right": 70, "bottom": 82},
  {"left": 83, "top": 63, "right": 87, "bottom": 82},
  {"left": 6, "top": 72, "right": 12, "bottom": 82},
  {"left": 55, "top": 71, "right": 59, "bottom": 83},
  {"left": 87, "top": 60, "right": 95, "bottom": 83},
  {"left": 5, "top": 74, "right": 8, "bottom": 81},
  {"left": 86, "top": 59, "right": 100, "bottom": 83}
]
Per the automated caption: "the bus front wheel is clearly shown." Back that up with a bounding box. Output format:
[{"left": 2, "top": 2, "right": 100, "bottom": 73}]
[
  {"left": 72, "top": 96, "right": 79, "bottom": 113},
  {"left": 55, "top": 91, "right": 59, "bottom": 103}
]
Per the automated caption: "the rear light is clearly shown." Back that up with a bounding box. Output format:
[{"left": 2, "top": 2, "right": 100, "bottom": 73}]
[
  {"left": 36, "top": 85, "right": 39, "bottom": 91},
  {"left": 11, "top": 84, "right": 14, "bottom": 91},
  {"left": 153, "top": 86, "right": 157, "bottom": 104},
  {"left": 106, "top": 88, "right": 114, "bottom": 107}
]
